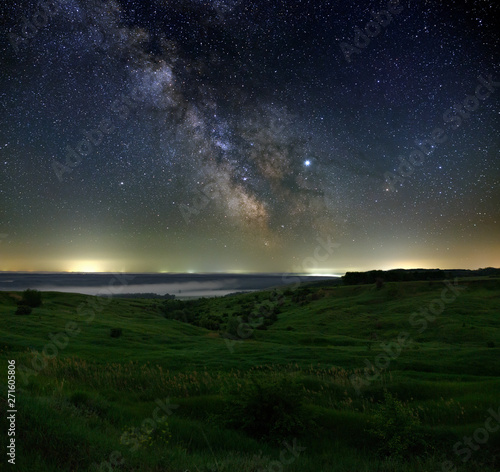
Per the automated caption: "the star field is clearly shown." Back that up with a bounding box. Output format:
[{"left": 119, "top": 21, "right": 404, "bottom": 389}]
[{"left": 0, "top": 0, "right": 499, "bottom": 273}]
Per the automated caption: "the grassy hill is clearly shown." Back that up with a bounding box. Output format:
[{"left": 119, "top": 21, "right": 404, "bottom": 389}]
[{"left": 1, "top": 277, "right": 499, "bottom": 471}]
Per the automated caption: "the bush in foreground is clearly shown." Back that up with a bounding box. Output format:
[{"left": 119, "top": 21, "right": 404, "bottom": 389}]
[
  {"left": 110, "top": 328, "right": 123, "bottom": 338},
  {"left": 367, "top": 390, "right": 427, "bottom": 457},
  {"left": 225, "top": 378, "right": 308, "bottom": 443},
  {"left": 15, "top": 304, "right": 32, "bottom": 315}
]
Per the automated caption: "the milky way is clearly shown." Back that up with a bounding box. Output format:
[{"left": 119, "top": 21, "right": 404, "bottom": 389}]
[{"left": 0, "top": 0, "right": 499, "bottom": 272}]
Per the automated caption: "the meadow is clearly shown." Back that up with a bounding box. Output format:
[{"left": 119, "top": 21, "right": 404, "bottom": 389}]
[{"left": 0, "top": 277, "right": 499, "bottom": 471}]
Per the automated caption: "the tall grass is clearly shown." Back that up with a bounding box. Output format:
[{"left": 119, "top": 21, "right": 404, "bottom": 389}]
[{"left": 1, "top": 279, "right": 499, "bottom": 471}]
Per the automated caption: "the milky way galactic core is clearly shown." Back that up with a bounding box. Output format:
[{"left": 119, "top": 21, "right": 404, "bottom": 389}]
[{"left": 0, "top": 0, "right": 499, "bottom": 273}]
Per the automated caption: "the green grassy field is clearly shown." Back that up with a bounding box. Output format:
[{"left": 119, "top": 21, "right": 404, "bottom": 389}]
[{"left": 1, "top": 277, "right": 499, "bottom": 471}]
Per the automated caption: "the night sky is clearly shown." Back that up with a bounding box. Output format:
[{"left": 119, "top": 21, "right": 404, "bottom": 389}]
[{"left": 0, "top": 0, "right": 499, "bottom": 274}]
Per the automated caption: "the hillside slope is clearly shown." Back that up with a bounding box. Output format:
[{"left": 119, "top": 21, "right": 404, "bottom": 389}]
[{"left": 0, "top": 277, "right": 499, "bottom": 471}]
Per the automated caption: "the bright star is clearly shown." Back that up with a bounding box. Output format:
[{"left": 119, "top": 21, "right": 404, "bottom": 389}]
[{"left": 304, "top": 160, "right": 311, "bottom": 167}]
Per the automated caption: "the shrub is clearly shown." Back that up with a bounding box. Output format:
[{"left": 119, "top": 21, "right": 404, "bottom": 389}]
[
  {"left": 171, "top": 309, "right": 195, "bottom": 323},
  {"left": 225, "top": 378, "right": 308, "bottom": 443},
  {"left": 121, "top": 416, "right": 171, "bottom": 449},
  {"left": 15, "top": 305, "right": 32, "bottom": 315},
  {"left": 110, "top": 328, "right": 122, "bottom": 338},
  {"left": 367, "top": 390, "right": 426, "bottom": 457},
  {"left": 20, "top": 289, "right": 42, "bottom": 307},
  {"left": 199, "top": 317, "right": 220, "bottom": 330},
  {"left": 70, "top": 391, "right": 89, "bottom": 407},
  {"left": 487, "top": 341, "right": 495, "bottom": 348}
]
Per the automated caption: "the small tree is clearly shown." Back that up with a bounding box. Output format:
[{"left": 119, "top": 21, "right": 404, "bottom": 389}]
[
  {"left": 20, "top": 289, "right": 42, "bottom": 307},
  {"left": 225, "top": 378, "right": 307, "bottom": 443},
  {"left": 15, "top": 305, "right": 32, "bottom": 315},
  {"left": 368, "top": 390, "right": 425, "bottom": 457}
]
